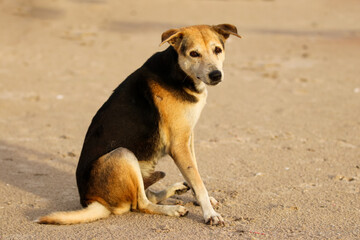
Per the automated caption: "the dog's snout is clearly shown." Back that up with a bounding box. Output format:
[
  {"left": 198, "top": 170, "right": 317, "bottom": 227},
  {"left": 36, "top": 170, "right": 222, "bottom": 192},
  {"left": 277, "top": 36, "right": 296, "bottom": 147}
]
[{"left": 209, "top": 70, "right": 222, "bottom": 83}]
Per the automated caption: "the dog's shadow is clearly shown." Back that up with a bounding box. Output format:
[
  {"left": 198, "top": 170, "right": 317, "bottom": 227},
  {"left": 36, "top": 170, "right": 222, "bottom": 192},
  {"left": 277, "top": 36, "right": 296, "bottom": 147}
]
[
  {"left": 0, "top": 140, "right": 207, "bottom": 224},
  {"left": 0, "top": 140, "right": 79, "bottom": 220}
]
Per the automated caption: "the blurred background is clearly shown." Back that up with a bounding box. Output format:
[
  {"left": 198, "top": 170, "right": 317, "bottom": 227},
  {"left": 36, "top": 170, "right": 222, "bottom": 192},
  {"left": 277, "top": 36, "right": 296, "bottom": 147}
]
[{"left": 0, "top": 0, "right": 359, "bottom": 239}]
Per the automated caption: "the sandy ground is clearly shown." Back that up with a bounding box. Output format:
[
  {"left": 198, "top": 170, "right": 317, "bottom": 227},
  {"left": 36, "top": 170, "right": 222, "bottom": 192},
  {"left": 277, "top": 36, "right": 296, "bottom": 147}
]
[{"left": 0, "top": 0, "right": 360, "bottom": 239}]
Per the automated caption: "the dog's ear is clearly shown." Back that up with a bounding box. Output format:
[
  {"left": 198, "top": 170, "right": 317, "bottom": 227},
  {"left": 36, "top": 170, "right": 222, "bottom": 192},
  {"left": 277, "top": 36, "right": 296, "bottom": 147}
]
[
  {"left": 160, "top": 29, "right": 183, "bottom": 46},
  {"left": 213, "top": 24, "right": 242, "bottom": 39}
]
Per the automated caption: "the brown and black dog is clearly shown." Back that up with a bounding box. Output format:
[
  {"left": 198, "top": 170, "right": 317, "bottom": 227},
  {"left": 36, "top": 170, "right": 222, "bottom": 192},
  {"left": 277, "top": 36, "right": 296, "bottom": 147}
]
[{"left": 37, "top": 24, "right": 241, "bottom": 226}]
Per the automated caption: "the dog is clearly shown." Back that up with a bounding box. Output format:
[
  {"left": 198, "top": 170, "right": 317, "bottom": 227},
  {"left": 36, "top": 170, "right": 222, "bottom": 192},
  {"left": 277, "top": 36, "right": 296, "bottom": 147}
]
[{"left": 37, "top": 24, "right": 241, "bottom": 226}]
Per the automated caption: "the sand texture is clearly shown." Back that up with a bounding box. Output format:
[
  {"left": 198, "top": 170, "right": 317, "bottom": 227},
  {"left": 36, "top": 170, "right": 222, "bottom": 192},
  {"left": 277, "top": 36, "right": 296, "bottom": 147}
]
[{"left": 0, "top": 0, "right": 359, "bottom": 239}]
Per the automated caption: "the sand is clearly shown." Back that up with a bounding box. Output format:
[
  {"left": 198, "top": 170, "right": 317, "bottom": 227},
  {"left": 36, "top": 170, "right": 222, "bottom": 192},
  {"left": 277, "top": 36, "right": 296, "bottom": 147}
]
[{"left": 0, "top": 0, "right": 359, "bottom": 239}]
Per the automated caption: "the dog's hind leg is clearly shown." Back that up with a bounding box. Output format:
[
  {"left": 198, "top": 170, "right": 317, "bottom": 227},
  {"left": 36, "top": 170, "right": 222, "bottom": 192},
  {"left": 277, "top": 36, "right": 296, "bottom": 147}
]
[
  {"left": 115, "top": 149, "right": 188, "bottom": 217},
  {"left": 143, "top": 171, "right": 166, "bottom": 189},
  {"left": 146, "top": 182, "right": 190, "bottom": 204},
  {"left": 89, "top": 148, "right": 188, "bottom": 217},
  {"left": 142, "top": 169, "right": 190, "bottom": 204}
]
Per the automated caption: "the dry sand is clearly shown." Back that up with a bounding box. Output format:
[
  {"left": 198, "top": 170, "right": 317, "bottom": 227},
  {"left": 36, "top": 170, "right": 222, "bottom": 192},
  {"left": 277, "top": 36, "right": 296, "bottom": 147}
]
[{"left": 0, "top": 0, "right": 360, "bottom": 239}]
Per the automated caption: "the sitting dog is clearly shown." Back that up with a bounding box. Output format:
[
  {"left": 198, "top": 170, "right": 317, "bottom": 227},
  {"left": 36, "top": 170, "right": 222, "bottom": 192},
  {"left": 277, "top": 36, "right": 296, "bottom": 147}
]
[{"left": 37, "top": 24, "right": 241, "bottom": 226}]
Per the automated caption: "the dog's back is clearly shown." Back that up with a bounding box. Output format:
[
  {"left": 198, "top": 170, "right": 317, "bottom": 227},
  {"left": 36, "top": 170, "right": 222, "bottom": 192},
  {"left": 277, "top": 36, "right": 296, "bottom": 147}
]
[{"left": 76, "top": 46, "right": 198, "bottom": 206}]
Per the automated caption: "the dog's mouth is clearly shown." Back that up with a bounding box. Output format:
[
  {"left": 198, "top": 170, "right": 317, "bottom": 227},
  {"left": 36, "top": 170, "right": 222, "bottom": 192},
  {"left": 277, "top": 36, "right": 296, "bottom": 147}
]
[{"left": 208, "top": 79, "right": 222, "bottom": 86}]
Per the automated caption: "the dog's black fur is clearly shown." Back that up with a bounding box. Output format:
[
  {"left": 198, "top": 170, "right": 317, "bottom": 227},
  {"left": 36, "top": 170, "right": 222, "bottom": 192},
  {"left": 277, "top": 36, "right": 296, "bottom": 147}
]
[{"left": 76, "top": 46, "right": 198, "bottom": 207}]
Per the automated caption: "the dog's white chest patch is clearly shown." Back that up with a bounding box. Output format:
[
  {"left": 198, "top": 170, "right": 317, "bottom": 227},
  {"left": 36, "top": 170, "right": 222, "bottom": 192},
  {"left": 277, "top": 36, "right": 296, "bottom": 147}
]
[{"left": 186, "top": 89, "right": 207, "bottom": 129}]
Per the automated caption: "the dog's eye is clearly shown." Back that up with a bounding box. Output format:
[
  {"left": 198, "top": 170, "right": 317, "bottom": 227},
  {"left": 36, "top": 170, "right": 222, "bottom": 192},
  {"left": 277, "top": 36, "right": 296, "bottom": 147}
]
[
  {"left": 190, "top": 51, "right": 201, "bottom": 58},
  {"left": 214, "top": 47, "right": 222, "bottom": 54}
]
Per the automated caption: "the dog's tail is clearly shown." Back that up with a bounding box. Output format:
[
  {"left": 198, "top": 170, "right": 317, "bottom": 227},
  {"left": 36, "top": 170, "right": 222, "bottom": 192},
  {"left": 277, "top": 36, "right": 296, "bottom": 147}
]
[{"left": 36, "top": 202, "right": 111, "bottom": 225}]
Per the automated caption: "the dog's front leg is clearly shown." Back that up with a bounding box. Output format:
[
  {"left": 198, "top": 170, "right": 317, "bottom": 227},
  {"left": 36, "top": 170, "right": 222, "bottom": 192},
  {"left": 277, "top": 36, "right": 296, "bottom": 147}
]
[{"left": 171, "top": 136, "right": 224, "bottom": 226}]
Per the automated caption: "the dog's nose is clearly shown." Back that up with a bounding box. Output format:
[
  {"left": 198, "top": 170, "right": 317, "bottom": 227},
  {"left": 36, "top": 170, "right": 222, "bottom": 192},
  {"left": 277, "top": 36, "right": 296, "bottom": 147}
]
[{"left": 209, "top": 70, "right": 222, "bottom": 82}]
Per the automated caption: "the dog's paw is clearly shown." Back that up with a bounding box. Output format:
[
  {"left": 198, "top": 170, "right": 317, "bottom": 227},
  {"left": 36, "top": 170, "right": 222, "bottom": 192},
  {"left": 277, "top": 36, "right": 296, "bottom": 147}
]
[
  {"left": 204, "top": 212, "right": 224, "bottom": 226},
  {"left": 173, "top": 182, "right": 191, "bottom": 195},
  {"left": 209, "top": 197, "right": 219, "bottom": 208},
  {"left": 171, "top": 205, "right": 189, "bottom": 217}
]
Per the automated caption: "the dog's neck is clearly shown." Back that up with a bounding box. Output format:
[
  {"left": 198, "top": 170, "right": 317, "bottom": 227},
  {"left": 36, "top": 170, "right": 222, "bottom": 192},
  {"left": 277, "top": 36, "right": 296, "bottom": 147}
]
[
  {"left": 144, "top": 46, "right": 207, "bottom": 96},
  {"left": 193, "top": 78, "right": 206, "bottom": 93}
]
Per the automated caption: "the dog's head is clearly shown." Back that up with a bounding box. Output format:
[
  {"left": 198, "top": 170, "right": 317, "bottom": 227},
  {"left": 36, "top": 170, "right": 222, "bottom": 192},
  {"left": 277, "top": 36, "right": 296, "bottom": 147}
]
[{"left": 160, "top": 24, "right": 241, "bottom": 86}]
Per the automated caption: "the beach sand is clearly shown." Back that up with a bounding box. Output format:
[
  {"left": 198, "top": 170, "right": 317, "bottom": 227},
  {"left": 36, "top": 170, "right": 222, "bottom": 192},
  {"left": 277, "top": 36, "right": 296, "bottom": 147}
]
[{"left": 0, "top": 0, "right": 359, "bottom": 239}]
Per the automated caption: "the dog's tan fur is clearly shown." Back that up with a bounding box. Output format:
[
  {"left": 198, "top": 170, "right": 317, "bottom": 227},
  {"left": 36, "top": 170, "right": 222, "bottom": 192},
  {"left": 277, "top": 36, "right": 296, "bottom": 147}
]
[{"left": 37, "top": 24, "right": 240, "bottom": 226}]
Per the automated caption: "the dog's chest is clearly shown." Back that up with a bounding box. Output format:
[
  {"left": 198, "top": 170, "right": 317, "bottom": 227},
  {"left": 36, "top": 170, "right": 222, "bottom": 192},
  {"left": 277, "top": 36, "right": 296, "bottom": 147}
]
[
  {"left": 184, "top": 90, "right": 207, "bottom": 129},
  {"left": 158, "top": 90, "right": 206, "bottom": 128},
  {"left": 150, "top": 81, "right": 207, "bottom": 146}
]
